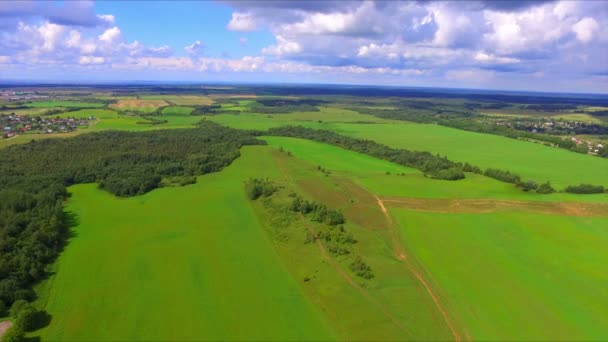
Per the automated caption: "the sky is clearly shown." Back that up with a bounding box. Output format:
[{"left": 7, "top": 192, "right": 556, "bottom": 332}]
[{"left": 0, "top": 0, "right": 607, "bottom": 93}]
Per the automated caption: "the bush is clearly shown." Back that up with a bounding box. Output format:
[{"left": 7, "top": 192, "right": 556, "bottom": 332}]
[
  {"left": 0, "top": 300, "right": 6, "bottom": 317},
  {"left": 8, "top": 301, "right": 27, "bottom": 319},
  {"left": 536, "top": 182, "right": 555, "bottom": 194},
  {"left": 484, "top": 168, "right": 521, "bottom": 184},
  {"left": 244, "top": 178, "right": 277, "bottom": 200},
  {"left": 518, "top": 180, "right": 538, "bottom": 192},
  {"left": 349, "top": 256, "right": 374, "bottom": 279},
  {"left": 564, "top": 184, "right": 605, "bottom": 194}
]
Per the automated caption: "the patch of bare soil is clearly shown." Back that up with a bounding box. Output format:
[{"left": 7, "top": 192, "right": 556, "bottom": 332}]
[
  {"left": 0, "top": 321, "right": 13, "bottom": 340},
  {"left": 381, "top": 197, "right": 608, "bottom": 217}
]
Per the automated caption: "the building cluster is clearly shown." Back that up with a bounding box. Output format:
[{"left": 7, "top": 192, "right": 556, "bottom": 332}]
[
  {"left": 1, "top": 90, "right": 49, "bottom": 101},
  {"left": 570, "top": 137, "right": 605, "bottom": 154},
  {"left": 1, "top": 114, "right": 91, "bottom": 139}
]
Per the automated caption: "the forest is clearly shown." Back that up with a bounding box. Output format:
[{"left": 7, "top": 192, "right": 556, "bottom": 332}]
[{"left": 0, "top": 121, "right": 262, "bottom": 309}]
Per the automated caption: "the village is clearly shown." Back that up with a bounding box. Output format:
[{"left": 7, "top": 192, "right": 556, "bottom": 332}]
[
  {"left": 493, "top": 117, "right": 606, "bottom": 154},
  {"left": 1, "top": 113, "right": 92, "bottom": 139}
]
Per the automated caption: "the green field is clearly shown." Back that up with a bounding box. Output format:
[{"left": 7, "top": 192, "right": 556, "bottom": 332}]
[
  {"left": 25, "top": 101, "right": 105, "bottom": 108},
  {"left": 209, "top": 111, "right": 608, "bottom": 188},
  {"left": 393, "top": 209, "right": 608, "bottom": 340},
  {"left": 161, "top": 106, "right": 194, "bottom": 115},
  {"left": 36, "top": 147, "right": 335, "bottom": 341}
]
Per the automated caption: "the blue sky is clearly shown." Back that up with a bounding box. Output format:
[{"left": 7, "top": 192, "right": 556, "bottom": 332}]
[{"left": 0, "top": 0, "right": 607, "bottom": 93}]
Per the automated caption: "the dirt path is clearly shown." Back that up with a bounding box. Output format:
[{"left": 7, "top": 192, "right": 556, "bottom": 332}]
[
  {"left": 298, "top": 214, "right": 411, "bottom": 336},
  {"left": 374, "top": 195, "right": 468, "bottom": 342},
  {"left": 0, "top": 321, "right": 13, "bottom": 340},
  {"left": 381, "top": 197, "right": 608, "bottom": 217}
]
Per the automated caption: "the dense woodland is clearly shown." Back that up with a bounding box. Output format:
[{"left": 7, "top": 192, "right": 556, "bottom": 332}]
[{"left": 0, "top": 121, "right": 262, "bottom": 308}]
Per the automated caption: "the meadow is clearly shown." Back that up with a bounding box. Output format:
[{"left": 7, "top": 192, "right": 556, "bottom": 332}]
[
  {"left": 35, "top": 147, "right": 335, "bottom": 341},
  {"left": 2, "top": 88, "right": 607, "bottom": 341},
  {"left": 209, "top": 110, "right": 608, "bottom": 188},
  {"left": 392, "top": 209, "right": 608, "bottom": 341}
]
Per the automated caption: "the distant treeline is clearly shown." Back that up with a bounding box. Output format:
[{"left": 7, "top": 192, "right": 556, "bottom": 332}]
[
  {"left": 266, "top": 125, "right": 466, "bottom": 180},
  {"left": 0, "top": 121, "right": 262, "bottom": 308},
  {"left": 249, "top": 99, "right": 326, "bottom": 114}
]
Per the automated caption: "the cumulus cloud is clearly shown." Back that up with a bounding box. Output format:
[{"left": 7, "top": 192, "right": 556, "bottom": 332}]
[{"left": 184, "top": 40, "right": 204, "bottom": 56}]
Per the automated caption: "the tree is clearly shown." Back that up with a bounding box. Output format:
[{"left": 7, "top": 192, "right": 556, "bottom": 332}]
[{"left": 519, "top": 180, "right": 538, "bottom": 192}]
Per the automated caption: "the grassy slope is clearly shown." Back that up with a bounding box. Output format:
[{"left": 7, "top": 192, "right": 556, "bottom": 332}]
[
  {"left": 161, "top": 106, "right": 194, "bottom": 115},
  {"left": 36, "top": 146, "right": 335, "bottom": 341},
  {"left": 393, "top": 209, "right": 608, "bottom": 340}
]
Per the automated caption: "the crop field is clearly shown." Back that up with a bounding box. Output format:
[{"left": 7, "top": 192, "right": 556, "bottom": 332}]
[
  {"left": 109, "top": 99, "right": 168, "bottom": 112},
  {"left": 25, "top": 101, "right": 106, "bottom": 108},
  {"left": 392, "top": 209, "right": 608, "bottom": 340}
]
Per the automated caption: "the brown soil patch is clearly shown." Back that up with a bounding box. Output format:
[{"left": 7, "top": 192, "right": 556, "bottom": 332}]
[
  {"left": 0, "top": 321, "right": 13, "bottom": 340},
  {"left": 170, "top": 96, "right": 213, "bottom": 106},
  {"left": 110, "top": 99, "right": 168, "bottom": 110},
  {"left": 381, "top": 197, "right": 608, "bottom": 217}
]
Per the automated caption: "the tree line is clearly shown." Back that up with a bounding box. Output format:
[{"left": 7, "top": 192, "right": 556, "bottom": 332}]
[
  {"left": 0, "top": 121, "right": 262, "bottom": 310},
  {"left": 265, "top": 125, "right": 466, "bottom": 180}
]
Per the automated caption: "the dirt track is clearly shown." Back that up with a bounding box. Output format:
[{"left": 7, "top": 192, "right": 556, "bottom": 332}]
[
  {"left": 0, "top": 321, "right": 13, "bottom": 340},
  {"left": 381, "top": 197, "right": 608, "bottom": 217}
]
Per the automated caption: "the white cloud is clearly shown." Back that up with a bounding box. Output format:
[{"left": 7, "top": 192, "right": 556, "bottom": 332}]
[
  {"left": 98, "top": 26, "right": 120, "bottom": 43},
  {"left": 0, "top": 56, "right": 11, "bottom": 64},
  {"left": 79, "top": 56, "right": 104, "bottom": 65},
  {"left": 474, "top": 52, "right": 519, "bottom": 64},
  {"left": 262, "top": 35, "right": 301, "bottom": 56},
  {"left": 572, "top": 17, "right": 599, "bottom": 43},
  {"left": 97, "top": 14, "right": 115, "bottom": 25},
  {"left": 227, "top": 12, "right": 256, "bottom": 31},
  {"left": 184, "top": 40, "right": 204, "bottom": 56},
  {"left": 38, "top": 22, "right": 65, "bottom": 51}
]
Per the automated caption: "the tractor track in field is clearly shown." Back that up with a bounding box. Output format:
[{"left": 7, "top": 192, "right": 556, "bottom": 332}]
[
  {"left": 381, "top": 197, "right": 608, "bottom": 217},
  {"left": 374, "top": 195, "right": 469, "bottom": 342}
]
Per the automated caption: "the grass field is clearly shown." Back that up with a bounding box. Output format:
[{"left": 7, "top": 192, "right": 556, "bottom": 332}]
[
  {"left": 332, "top": 123, "right": 608, "bottom": 188},
  {"left": 209, "top": 110, "right": 608, "bottom": 188},
  {"left": 35, "top": 147, "right": 335, "bottom": 341},
  {"left": 161, "top": 106, "right": 194, "bottom": 115},
  {"left": 261, "top": 136, "right": 608, "bottom": 203},
  {"left": 392, "top": 209, "right": 608, "bottom": 340},
  {"left": 25, "top": 101, "right": 105, "bottom": 108}
]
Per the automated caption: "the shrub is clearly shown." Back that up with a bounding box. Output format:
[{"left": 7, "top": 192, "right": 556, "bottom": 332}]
[
  {"left": 0, "top": 300, "right": 6, "bottom": 317},
  {"left": 518, "top": 180, "right": 538, "bottom": 192},
  {"left": 536, "top": 182, "right": 555, "bottom": 194},
  {"left": 484, "top": 168, "right": 521, "bottom": 184},
  {"left": 350, "top": 256, "right": 374, "bottom": 279},
  {"left": 244, "top": 178, "right": 277, "bottom": 200},
  {"left": 564, "top": 184, "right": 605, "bottom": 194}
]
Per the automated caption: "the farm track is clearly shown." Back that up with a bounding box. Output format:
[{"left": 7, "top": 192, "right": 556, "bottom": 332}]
[
  {"left": 381, "top": 197, "right": 608, "bottom": 217},
  {"left": 271, "top": 149, "right": 466, "bottom": 340},
  {"left": 373, "top": 194, "right": 469, "bottom": 342}
]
